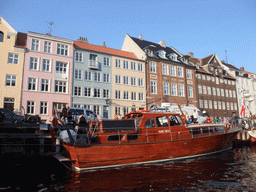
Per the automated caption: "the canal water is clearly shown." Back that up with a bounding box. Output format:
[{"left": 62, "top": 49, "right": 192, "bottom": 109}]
[{"left": 1, "top": 144, "right": 256, "bottom": 191}]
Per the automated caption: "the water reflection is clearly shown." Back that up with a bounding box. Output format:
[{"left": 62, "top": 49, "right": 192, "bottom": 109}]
[{"left": 2, "top": 146, "right": 256, "bottom": 191}]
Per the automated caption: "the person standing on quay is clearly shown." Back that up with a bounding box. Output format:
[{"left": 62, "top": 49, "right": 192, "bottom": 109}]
[{"left": 193, "top": 110, "right": 198, "bottom": 123}]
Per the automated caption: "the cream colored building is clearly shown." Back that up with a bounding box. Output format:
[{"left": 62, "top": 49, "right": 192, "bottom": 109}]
[
  {"left": 112, "top": 55, "right": 146, "bottom": 118},
  {"left": 0, "top": 17, "right": 26, "bottom": 113}
]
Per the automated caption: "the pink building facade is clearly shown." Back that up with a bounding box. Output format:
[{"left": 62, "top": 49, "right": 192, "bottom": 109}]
[{"left": 21, "top": 32, "right": 73, "bottom": 122}]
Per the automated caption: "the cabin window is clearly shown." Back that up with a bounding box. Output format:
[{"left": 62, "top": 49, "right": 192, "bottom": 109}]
[
  {"left": 169, "top": 115, "right": 183, "bottom": 126},
  {"left": 214, "top": 127, "right": 224, "bottom": 132},
  {"left": 156, "top": 116, "right": 169, "bottom": 127},
  {"left": 127, "top": 133, "right": 139, "bottom": 141},
  {"left": 202, "top": 127, "right": 214, "bottom": 134},
  {"left": 144, "top": 118, "right": 155, "bottom": 128},
  {"left": 189, "top": 128, "right": 201, "bottom": 135},
  {"left": 107, "top": 134, "right": 124, "bottom": 142}
]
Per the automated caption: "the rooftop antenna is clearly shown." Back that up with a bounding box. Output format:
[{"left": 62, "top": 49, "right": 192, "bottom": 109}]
[
  {"left": 46, "top": 21, "right": 55, "bottom": 35},
  {"left": 225, "top": 50, "right": 228, "bottom": 63}
]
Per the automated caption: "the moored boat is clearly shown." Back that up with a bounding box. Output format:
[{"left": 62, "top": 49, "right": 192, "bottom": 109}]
[{"left": 56, "top": 111, "right": 241, "bottom": 173}]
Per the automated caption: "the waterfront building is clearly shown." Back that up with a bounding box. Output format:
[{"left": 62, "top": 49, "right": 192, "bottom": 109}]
[
  {"left": 21, "top": 32, "right": 73, "bottom": 122},
  {"left": 122, "top": 34, "right": 197, "bottom": 109},
  {"left": 220, "top": 62, "right": 256, "bottom": 117},
  {"left": 73, "top": 38, "right": 145, "bottom": 119},
  {"left": 0, "top": 17, "right": 26, "bottom": 114},
  {"left": 189, "top": 53, "right": 238, "bottom": 117}
]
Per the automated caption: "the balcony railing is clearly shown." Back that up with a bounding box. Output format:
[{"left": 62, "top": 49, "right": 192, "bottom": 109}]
[{"left": 89, "top": 60, "right": 99, "bottom": 69}]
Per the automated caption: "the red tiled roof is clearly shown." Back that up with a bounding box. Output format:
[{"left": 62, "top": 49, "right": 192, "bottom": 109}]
[
  {"left": 15, "top": 32, "right": 27, "bottom": 48},
  {"left": 201, "top": 54, "right": 214, "bottom": 65},
  {"left": 74, "top": 41, "right": 139, "bottom": 60},
  {"left": 189, "top": 57, "right": 200, "bottom": 64}
]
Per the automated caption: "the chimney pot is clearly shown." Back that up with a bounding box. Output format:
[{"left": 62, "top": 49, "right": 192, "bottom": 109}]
[
  {"left": 240, "top": 67, "right": 244, "bottom": 71},
  {"left": 158, "top": 40, "right": 166, "bottom": 48},
  {"left": 188, "top": 52, "right": 194, "bottom": 58},
  {"left": 103, "top": 41, "right": 107, "bottom": 47},
  {"left": 139, "top": 34, "right": 143, "bottom": 40}
]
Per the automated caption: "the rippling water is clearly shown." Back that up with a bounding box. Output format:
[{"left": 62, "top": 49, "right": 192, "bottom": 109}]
[{"left": 1, "top": 144, "right": 256, "bottom": 191}]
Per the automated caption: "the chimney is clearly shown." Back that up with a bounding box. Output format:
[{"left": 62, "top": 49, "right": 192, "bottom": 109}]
[
  {"left": 158, "top": 40, "right": 166, "bottom": 48},
  {"left": 103, "top": 41, "right": 107, "bottom": 47},
  {"left": 77, "top": 37, "right": 89, "bottom": 43},
  {"left": 139, "top": 34, "right": 143, "bottom": 40},
  {"left": 188, "top": 52, "right": 194, "bottom": 58},
  {"left": 240, "top": 67, "right": 244, "bottom": 71},
  {"left": 221, "top": 60, "right": 225, "bottom": 63}
]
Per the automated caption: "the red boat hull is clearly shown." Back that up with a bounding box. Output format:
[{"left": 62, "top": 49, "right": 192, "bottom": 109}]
[{"left": 63, "top": 129, "right": 239, "bottom": 172}]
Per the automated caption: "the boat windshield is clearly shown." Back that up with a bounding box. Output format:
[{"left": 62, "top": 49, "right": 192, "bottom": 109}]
[{"left": 135, "top": 118, "right": 141, "bottom": 128}]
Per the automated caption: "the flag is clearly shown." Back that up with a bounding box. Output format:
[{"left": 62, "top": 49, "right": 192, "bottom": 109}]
[
  {"left": 50, "top": 107, "right": 60, "bottom": 150},
  {"left": 240, "top": 100, "right": 245, "bottom": 118}
]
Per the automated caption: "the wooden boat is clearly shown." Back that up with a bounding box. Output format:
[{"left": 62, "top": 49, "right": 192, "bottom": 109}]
[{"left": 57, "top": 111, "right": 241, "bottom": 173}]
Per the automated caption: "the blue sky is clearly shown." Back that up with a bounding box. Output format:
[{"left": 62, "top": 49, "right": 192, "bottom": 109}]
[{"left": 2, "top": 0, "right": 256, "bottom": 73}]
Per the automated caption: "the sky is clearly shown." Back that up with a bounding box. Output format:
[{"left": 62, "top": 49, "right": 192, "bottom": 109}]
[{"left": 1, "top": 0, "right": 256, "bottom": 74}]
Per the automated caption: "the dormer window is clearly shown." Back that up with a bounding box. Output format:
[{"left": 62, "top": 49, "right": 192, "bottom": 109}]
[
  {"left": 158, "top": 50, "right": 166, "bottom": 58},
  {"left": 218, "top": 69, "right": 222, "bottom": 73},
  {"left": 169, "top": 53, "right": 177, "bottom": 61}
]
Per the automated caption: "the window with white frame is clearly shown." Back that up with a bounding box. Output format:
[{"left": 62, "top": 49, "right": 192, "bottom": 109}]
[
  {"left": 104, "top": 57, "right": 110, "bottom": 66},
  {"left": 131, "top": 92, "right": 136, "bottom": 100},
  {"left": 216, "top": 77, "right": 219, "bottom": 84},
  {"left": 74, "top": 86, "right": 82, "bottom": 96},
  {"left": 123, "top": 107, "right": 129, "bottom": 115},
  {"left": 226, "top": 102, "right": 230, "bottom": 110},
  {"left": 123, "top": 60, "right": 128, "bottom": 69},
  {"left": 123, "top": 91, "right": 129, "bottom": 100},
  {"left": 158, "top": 50, "right": 166, "bottom": 58},
  {"left": 84, "top": 71, "right": 92, "bottom": 81},
  {"left": 150, "top": 62, "right": 156, "bottom": 73},
  {"left": 27, "top": 101, "right": 35, "bottom": 114},
  {"left": 221, "top": 89, "right": 224, "bottom": 97},
  {"left": 224, "top": 79, "right": 227, "bottom": 84},
  {"left": 230, "top": 103, "right": 233, "bottom": 110},
  {"left": 209, "top": 100, "right": 212, "bottom": 109},
  {"left": 162, "top": 64, "right": 169, "bottom": 75},
  {"left": 214, "top": 101, "right": 217, "bottom": 109},
  {"left": 170, "top": 66, "right": 176, "bottom": 76},
  {"left": 103, "top": 88, "right": 109, "bottom": 98},
  {"left": 202, "top": 75, "right": 205, "bottom": 80},
  {"left": 131, "top": 62, "right": 136, "bottom": 70},
  {"left": 207, "top": 76, "right": 211, "bottom": 81},
  {"left": 41, "top": 79, "right": 49, "bottom": 92},
  {"left": 115, "top": 107, "right": 121, "bottom": 115},
  {"left": 40, "top": 101, "right": 48, "bottom": 115},
  {"left": 57, "top": 43, "right": 68, "bottom": 56},
  {"left": 212, "top": 87, "right": 216, "bottom": 95},
  {"left": 232, "top": 81, "right": 235, "bottom": 85},
  {"left": 44, "top": 41, "right": 51, "bottom": 53},
  {"left": 115, "top": 90, "right": 121, "bottom": 99},
  {"left": 94, "top": 105, "right": 100, "bottom": 115},
  {"left": 6, "top": 75, "right": 16, "bottom": 86},
  {"left": 115, "top": 59, "right": 121, "bottom": 68},
  {"left": 75, "top": 69, "right": 82, "bottom": 80},
  {"left": 228, "top": 80, "right": 231, "bottom": 85},
  {"left": 8, "top": 53, "right": 19, "bottom": 64},
  {"left": 150, "top": 81, "right": 157, "bottom": 94},
  {"left": 197, "top": 74, "right": 201, "bottom": 79},
  {"left": 203, "top": 86, "right": 207, "bottom": 94},
  {"left": 56, "top": 61, "right": 67, "bottom": 74},
  {"left": 229, "top": 90, "right": 232, "bottom": 97},
  {"left": 29, "top": 57, "right": 39, "bottom": 70},
  {"left": 42, "top": 59, "right": 51, "bottom": 72},
  {"left": 188, "top": 86, "right": 193, "bottom": 97},
  {"left": 225, "top": 89, "right": 229, "bottom": 97},
  {"left": 123, "top": 76, "right": 129, "bottom": 85},
  {"left": 94, "top": 72, "right": 101, "bottom": 82},
  {"left": 198, "top": 85, "right": 202, "bottom": 94},
  {"left": 115, "top": 75, "right": 121, "bottom": 84},
  {"left": 218, "top": 101, "right": 222, "bottom": 109},
  {"left": 220, "top": 78, "right": 223, "bottom": 83},
  {"left": 139, "top": 93, "right": 143, "bottom": 101},
  {"left": 187, "top": 69, "right": 192, "bottom": 79},
  {"left": 222, "top": 102, "right": 225, "bottom": 110},
  {"left": 171, "top": 84, "right": 177, "bottom": 95},
  {"left": 234, "top": 103, "right": 237, "bottom": 110},
  {"left": 207, "top": 86, "right": 211, "bottom": 95},
  {"left": 199, "top": 99, "right": 203, "bottom": 108},
  {"left": 138, "top": 63, "right": 143, "bottom": 71},
  {"left": 233, "top": 90, "right": 236, "bottom": 98},
  {"left": 204, "top": 100, "right": 208, "bottom": 108},
  {"left": 178, "top": 67, "right": 183, "bottom": 77},
  {"left": 217, "top": 88, "right": 220, "bottom": 96},
  {"left": 179, "top": 84, "right": 184, "bottom": 96},
  {"left": 211, "top": 77, "right": 215, "bottom": 82},
  {"left": 131, "top": 77, "right": 136, "bottom": 86},
  {"left": 55, "top": 80, "right": 67, "bottom": 93},
  {"left": 31, "top": 39, "right": 39, "bottom": 51},
  {"left": 103, "top": 73, "right": 110, "bottom": 83},
  {"left": 75, "top": 51, "right": 83, "bottom": 62},
  {"left": 84, "top": 87, "right": 91, "bottom": 97},
  {"left": 170, "top": 53, "right": 177, "bottom": 61},
  {"left": 28, "top": 77, "right": 37, "bottom": 91},
  {"left": 138, "top": 78, "right": 143, "bottom": 87},
  {"left": 94, "top": 88, "right": 101, "bottom": 98},
  {"left": 164, "top": 82, "right": 170, "bottom": 95}
]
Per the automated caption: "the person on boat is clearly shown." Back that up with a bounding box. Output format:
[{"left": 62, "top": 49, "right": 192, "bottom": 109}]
[
  {"left": 188, "top": 115, "right": 193, "bottom": 124},
  {"left": 193, "top": 110, "right": 198, "bottom": 123},
  {"left": 214, "top": 117, "right": 218, "bottom": 124},
  {"left": 61, "top": 104, "right": 68, "bottom": 120},
  {"left": 218, "top": 117, "right": 222, "bottom": 123}
]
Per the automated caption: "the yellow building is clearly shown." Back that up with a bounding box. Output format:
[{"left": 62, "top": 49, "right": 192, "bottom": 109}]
[
  {"left": 0, "top": 17, "right": 26, "bottom": 114},
  {"left": 112, "top": 55, "right": 146, "bottom": 118}
]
